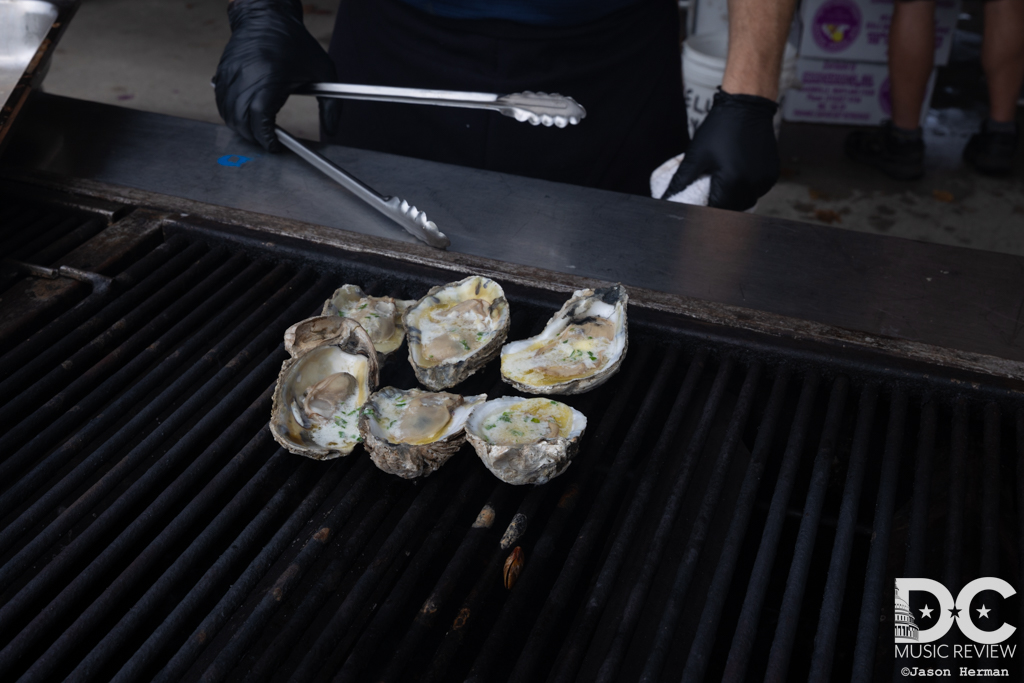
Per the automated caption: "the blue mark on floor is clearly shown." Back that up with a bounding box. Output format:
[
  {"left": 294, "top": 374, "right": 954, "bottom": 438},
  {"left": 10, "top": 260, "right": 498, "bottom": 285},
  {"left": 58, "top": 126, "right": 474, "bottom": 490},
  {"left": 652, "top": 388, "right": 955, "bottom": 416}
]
[{"left": 217, "top": 154, "right": 254, "bottom": 167}]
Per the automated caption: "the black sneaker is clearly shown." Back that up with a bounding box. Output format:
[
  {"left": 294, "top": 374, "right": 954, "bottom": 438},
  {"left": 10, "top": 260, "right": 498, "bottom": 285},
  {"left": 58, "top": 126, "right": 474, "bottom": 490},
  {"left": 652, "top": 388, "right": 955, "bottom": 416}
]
[
  {"left": 845, "top": 121, "right": 925, "bottom": 180},
  {"left": 963, "top": 120, "right": 1017, "bottom": 175}
]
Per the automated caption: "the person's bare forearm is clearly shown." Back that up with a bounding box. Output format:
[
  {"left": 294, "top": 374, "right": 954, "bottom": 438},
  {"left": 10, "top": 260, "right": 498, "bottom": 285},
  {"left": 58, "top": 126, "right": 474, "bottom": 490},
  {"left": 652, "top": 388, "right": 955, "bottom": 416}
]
[{"left": 722, "top": 0, "right": 798, "bottom": 100}]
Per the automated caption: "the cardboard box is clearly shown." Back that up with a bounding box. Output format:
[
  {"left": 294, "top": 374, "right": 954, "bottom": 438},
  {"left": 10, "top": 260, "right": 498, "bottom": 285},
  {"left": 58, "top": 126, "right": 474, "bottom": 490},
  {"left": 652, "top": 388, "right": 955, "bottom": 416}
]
[
  {"left": 782, "top": 58, "right": 937, "bottom": 125},
  {"left": 798, "top": 0, "right": 960, "bottom": 66}
]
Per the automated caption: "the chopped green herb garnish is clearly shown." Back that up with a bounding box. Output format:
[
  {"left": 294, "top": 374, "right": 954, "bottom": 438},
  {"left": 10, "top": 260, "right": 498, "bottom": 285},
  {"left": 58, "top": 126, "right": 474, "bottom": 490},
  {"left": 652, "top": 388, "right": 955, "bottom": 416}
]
[
  {"left": 356, "top": 436, "right": 364, "bottom": 443},
  {"left": 334, "top": 416, "right": 343, "bottom": 426},
  {"left": 531, "top": 417, "right": 541, "bottom": 423},
  {"left": 510, "top": 429, "right": 523, "bottom": 437},
  {"left": 587, "top": 351, "right": 597, "bottom": 361},
  {"left": 389, "top": 419, "right": 397, "bottom": 428},
  {"left": 550, "top": 400, "right": 558, "bottom": 405},
  {"left": 564, "top": 349, "right": 583, "bottom": 362},
  {"left": 476, "top": 332, "right": 485, "bottom": 341},
  {"left": 459, "top": 339, "right": 470, "bottom": 350},
  {"left": 485, "top": 423, "right": 495, "bottom": 430},
  {"left": 562, "top": 340, "right": 568, "bottom": 344},
  {"left": 588, "top": 336, "right": 593, "bottom": 339},
  {"left": 499, "top": 411, "right": 512, "bottom": 423},
  {"left": 337, "top": 311, "right": 345, "bottom": 317},
  {"left": 359, "top": 303, "right": 368, "bottom": 309}
]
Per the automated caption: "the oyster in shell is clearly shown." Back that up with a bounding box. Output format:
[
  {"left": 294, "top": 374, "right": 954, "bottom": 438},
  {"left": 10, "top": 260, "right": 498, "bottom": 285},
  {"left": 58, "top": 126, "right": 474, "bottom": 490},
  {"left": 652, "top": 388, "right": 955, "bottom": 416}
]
[
  {"left": 321, "top": 284, "right": 416, "bottom": 361},
  {"left": 271, "top": 317, "right": 379, "bottom": 460},
  {"left": 359, "top": 387, "right": 486, "bottom": 478},
  {"left": 404, "top": 275, "right": 510, "bottom": 390},
  {"left": 465, "top": 397, "right": 587, "bottom": 485},
  {"left": 500, "top": 284, "right": 627, "bottom": 395}
]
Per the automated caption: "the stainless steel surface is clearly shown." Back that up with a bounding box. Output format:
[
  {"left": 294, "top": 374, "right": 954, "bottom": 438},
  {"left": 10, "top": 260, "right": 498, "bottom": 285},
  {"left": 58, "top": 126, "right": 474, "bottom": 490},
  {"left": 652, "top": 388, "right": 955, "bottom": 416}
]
[
  {"left": 295, "top": 83, "right": 586, "bottom": 127},
  {"left": 0, "top": 0, "right": 56, "bottom": 104},
  {"left": 0, "top": 0, "right": 77, "bottom": 150},
  {"left": 275, "top": 126, "right": 449, "bottom": 249},
  {"left": 5, "top": 93, "right": 1024, "bottom": 368}
]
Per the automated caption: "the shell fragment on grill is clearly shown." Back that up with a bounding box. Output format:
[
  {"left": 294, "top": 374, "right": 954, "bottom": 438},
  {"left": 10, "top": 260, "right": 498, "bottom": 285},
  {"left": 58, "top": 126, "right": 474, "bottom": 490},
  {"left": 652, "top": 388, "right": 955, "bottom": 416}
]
[
  {"left": 321, "top": 284, "right": 416, "bottom": 361},
  {"left": 271, "top": 317, "right": 379, "bottom": 460},
  {"left": 359, "top": 387, "right": 486, "bottom": 478},
  {"left": 500, "top": 284, "right": 627, "bottom": 395},
  {"left": 404, "top": 275, "right": 510, "bottom": 390},
  {"left": 465, "top": 397, "right": 587, "bottom": 485}
]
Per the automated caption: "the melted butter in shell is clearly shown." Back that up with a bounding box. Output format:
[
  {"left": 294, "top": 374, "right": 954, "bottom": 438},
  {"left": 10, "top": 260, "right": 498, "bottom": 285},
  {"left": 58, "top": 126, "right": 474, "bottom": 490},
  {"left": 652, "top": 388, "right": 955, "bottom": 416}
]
[
  {"left": 481, "top": 399, "right": 574, "bottom": 445},
  {"left": 504, "top": 319, "right": 615, "bottom": 386}
]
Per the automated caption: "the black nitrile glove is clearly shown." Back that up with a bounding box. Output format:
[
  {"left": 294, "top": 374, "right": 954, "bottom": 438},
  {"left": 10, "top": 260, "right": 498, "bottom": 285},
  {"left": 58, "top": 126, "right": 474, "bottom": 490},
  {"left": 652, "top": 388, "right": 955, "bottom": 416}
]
[
  {"left": 665, "top": 89, "right": 780, "bottom": 211},
  {"left": 214, "top": 0, "right": 340, "bottom": 151}
]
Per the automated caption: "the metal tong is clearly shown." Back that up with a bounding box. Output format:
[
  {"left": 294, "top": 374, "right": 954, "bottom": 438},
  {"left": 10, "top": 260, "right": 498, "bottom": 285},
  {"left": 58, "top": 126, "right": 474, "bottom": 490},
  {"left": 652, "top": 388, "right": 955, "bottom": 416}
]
[
  {"left": 295, "top": 83, "right": 587, "bottom": 128},
  {"left": 275, "top": 127, "right": 450, "bottom": 249}
]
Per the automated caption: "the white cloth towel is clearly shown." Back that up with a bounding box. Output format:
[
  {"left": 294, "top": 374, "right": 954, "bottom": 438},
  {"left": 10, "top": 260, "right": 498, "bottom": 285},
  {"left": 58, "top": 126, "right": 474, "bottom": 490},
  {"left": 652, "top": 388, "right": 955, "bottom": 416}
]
[{"left": 649, "top": 153, "right": 711, "bottom": 205}]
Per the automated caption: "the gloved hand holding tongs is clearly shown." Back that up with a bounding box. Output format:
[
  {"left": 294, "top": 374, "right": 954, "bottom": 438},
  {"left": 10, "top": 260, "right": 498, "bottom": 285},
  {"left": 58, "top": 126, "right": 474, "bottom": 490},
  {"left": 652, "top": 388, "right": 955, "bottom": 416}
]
[{"left": 215, "top": 0, "right": 342, "bottom": 151}]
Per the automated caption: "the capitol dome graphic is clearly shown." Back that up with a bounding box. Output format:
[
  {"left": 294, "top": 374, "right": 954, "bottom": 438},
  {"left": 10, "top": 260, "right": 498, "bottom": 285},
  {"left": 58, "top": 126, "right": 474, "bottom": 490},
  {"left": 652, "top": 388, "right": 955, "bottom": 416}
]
[{"left": 894, "top": 580, "right": 920, "bottom": 641}]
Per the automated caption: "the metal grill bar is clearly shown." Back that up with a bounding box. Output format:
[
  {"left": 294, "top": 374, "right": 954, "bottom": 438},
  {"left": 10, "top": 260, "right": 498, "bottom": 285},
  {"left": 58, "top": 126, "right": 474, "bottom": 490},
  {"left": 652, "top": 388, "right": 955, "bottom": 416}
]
[
  {"left": 982, "top": 403, "right": 1001, "bottom": 576},
  {"left": 549, "top": 348, "right": 711, "bottom": 683},
  {"left": 0, "top": 267, "right": 309, "bottom": 558},
  {"left": 507, "top": 348, "right": 686, "bottom": 683},
  {"left": 0, "top": 246, "right": 238, "bottom": 465},
  {"left": 595, "top": 356, "right": 737, "bottom": 683},
  {"left": 904, "top": 401, "right": 937, "bottom": 578},
  {"left": 465, "top": 349, "right": 675, "bottom": 683},
  {"left": 19, "top": 418, "right": 280, "bottom": 682},
  {"left": 421, "top": 350, "right": 651, "bottom": 683},
  {"left": 0, "top": 236, "right": 183, "bottom": 380},
  {"left": 140, "top": 460, "right": 364, "bottom": 683},
  {"left": 197, "top": 468, "right": 395, "bottom": 683},
  {"left": 807, "top": 385, "right": 879, "bottom": 682},
  {"left": 287, "top": 467, "right": 459, "bottom": 682},
  {"left": 0, "top": 241, "right": 210, "bottom": 422},
  {"left": 376, "top": 483, "right": 515, "bottom": 683},
  {"left": 638, "top": 362, "right": 763, "bottom": 683},
  {"left": 850, "top": 388, "right": 907, "bottom": 683},
  {"left": 763, "top": 376, "right": 849, "bottom": 683},
  {"left": 680, "top": 368, "right": 792, "bottom": 683},
  {"left": 0, "top": 273, "right": 325, "bottom": 599},
  {"left": 324, "top": 468, "right": 488, "bottom": 683},
  {"left": 721, "top": 372, "right": 821, "bottom": 682},
  {"left": 0, "top": 259, "right": 287, "bottom": 521},
  {"left": 944, "top": 400, "right": 969, "bottom": 591},
  {"left": 1018, "top": 409, "right": 1024, "bottom": 673},
  {"left": 66, "top": 446, "right": 298, "bottom": 682}
]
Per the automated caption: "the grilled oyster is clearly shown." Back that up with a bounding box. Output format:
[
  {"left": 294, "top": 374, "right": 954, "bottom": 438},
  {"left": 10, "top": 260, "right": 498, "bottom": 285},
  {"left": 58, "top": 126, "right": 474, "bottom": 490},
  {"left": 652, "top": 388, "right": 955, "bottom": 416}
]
[
  {"left": 271, "top": 317, "right": 379, "bottom": 460},
  {"left": 500, "top": 285, "right": 627, "bottom": 395},
  {"left": 321, "top": 284, "right": 416, "bottom": 361},
  {"left": 404, "top": 275, "right": 510, "bottom": 390},
  {"left": 359, "top": 387, "right": 486, "bottom": 478},
  {"left": 465, "top": 397, "right": 587, "bottom": 485}
]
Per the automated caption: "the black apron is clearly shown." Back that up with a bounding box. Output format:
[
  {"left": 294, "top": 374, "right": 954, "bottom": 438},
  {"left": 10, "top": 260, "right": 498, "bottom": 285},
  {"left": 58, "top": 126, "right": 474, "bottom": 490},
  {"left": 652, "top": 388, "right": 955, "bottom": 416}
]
[{"left": 325, "top": 0, "right": 687, "bottom": 196}]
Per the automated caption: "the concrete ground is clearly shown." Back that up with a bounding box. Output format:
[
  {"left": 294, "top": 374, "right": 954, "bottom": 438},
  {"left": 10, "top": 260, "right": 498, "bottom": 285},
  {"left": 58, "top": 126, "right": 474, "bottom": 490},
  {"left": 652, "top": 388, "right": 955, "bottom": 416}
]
[{"left": 41, "top": 0, "right": 1024, "bottom": 256}]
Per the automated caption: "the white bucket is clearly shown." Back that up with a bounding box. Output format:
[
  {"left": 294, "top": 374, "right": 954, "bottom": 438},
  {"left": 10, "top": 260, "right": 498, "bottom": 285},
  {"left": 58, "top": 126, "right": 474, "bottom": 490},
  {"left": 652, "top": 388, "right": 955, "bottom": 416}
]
[{"left": 682, "top": 31, "right": 798, "bottom": 139}]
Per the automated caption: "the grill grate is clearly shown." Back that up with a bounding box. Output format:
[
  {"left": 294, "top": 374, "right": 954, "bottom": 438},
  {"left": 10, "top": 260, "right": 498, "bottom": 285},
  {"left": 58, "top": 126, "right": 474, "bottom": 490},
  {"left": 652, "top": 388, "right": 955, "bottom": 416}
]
[{"left": 0, "top": 204, "right": 1021, "bottom": 682}]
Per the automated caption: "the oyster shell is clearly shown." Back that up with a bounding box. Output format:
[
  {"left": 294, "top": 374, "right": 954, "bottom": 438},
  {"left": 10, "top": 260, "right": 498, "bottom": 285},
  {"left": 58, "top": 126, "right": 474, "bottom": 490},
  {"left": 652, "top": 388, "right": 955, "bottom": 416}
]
[
  {"left": 465, "top": 397, "right": 587, "bottom": 485},
  {"left": 500, "top": 284, "right": 627, "bottom": 395},
  {"left": 404, "top": 275, "right": 511, "bottom": 390},
  {"left": 359, "top": 387, "right": 486, "bottom": 479},
  {"left": 271, "top": 317, "right": 379, "bottom": 460},
  {"left": 321, "top": 284, "right": 416, "bottom": 361}
]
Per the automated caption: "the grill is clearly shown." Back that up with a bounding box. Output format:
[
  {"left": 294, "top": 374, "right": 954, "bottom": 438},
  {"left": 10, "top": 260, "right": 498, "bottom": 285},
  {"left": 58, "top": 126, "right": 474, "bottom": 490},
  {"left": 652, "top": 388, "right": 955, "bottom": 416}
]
[{"left": 0, "top": 183, "right": 1022, "bottom": 683}]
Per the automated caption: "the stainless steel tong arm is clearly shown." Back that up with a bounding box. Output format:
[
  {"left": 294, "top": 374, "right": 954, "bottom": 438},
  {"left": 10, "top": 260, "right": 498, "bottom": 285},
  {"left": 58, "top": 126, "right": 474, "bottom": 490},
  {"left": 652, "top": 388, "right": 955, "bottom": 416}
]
[
  {"left": 275, "top": 127, "right": 450, "bottom": 249},
  {"left": 295, "top": 83, "right": 586, "bottom": 128}
]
